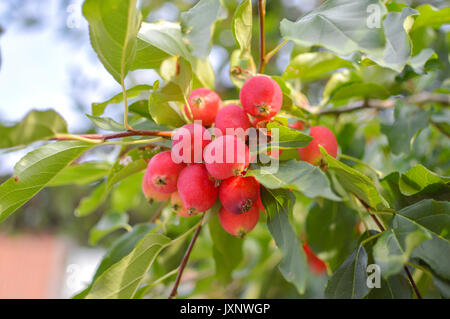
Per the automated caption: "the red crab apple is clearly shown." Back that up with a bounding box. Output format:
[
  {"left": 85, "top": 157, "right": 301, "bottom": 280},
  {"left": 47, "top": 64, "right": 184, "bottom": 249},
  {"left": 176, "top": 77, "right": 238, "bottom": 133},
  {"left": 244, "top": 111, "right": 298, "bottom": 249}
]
[
  {"left": 219, "top": 176, "right": 260, "bottom": 215},
  {"left": 203, "top": 135, "right": 250, "bottom": 180},
  {"left": 172, "top": 123, "right": 211, "bottom": 164},
  {"left": 240, "top": 75, "right": 282, "bottom": 120},
  {"left": 142, "top": 171, "right": 171, "bottom": 203},
  {"left": 303, "top": 244, "right": 327, "bottom": 275},
  {"left": 218, "top": 205, "right": 260, "bottom": 238},
  {"left": 298, "top": 126, "right": 338, "bottom": 167},
  {"left": 184, "top": 88, "right": 222, "bottom": 126},
  {"left": 214, "top": 104, "right": 251, "bottom": 139},
  {"left": 170, "top": 191, "right": 194, "bottom": 217},
  {"left": 145, "top": 151, "right": 185, "bottom": 193},
  {"left": 177, "top": 164, "right": 218, "bottom": 214}
]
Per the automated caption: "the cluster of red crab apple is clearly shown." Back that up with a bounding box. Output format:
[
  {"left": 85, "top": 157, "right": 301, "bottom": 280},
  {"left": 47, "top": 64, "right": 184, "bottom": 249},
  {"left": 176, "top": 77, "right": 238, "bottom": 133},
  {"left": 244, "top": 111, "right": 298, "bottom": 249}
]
[{"left": 142, "top": 75, "right": 338, "bottom": 239}]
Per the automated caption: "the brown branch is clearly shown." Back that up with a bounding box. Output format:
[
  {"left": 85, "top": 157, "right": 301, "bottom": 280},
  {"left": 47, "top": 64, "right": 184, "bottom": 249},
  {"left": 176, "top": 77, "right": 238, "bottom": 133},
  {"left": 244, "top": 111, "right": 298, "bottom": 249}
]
[
  {"left": 257, "top": 0, "right": 266, "bottom": 73},
  {"left": 168, "top": 224, "right": 202, "bottom": 299},
  {"left": 318, "top": 92, "right": 450, "bottom": 115},
  {"left": 55, "top": 129, "right": 173, "bottom": 142},
  {"left": 356, "top": 196, "right": 423, "bottom": 299}
]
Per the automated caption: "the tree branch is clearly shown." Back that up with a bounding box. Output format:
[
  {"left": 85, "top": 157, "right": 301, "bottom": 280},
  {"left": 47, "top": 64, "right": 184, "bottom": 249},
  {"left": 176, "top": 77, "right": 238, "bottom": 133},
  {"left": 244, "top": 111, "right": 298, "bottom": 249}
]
[
  {"left": 168, "top": 223, "right": 202, "bottom": 299},
  {"left": 55, "top": 129, "right": 173, "bottom": 143},
  {"left": 257, "top": 0, "right": 266, "bottom": 73},
  {"left": 317, "top": 92, "right": 450, "bottom": 115},
  {"left": 356, "top": 196, "right": 423, "bottom": 299}
]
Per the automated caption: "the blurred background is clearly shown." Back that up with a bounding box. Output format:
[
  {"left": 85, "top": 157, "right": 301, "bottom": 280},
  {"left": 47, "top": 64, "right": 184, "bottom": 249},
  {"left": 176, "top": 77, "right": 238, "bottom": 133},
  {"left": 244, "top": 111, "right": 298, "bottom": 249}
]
[{"left": 0, "top": 0, "right": 448, "bottom": 298}]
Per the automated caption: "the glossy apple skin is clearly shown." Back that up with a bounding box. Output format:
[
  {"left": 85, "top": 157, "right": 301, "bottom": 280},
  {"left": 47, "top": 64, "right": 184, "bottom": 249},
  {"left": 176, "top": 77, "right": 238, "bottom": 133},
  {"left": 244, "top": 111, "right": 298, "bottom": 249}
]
[
  {"left": 218, "top": 205, "right": 260, "bottom": 238},
  {"left": 240, "top": 76, "right": 282, "bottom": 120},
  {"left": 185, "top": 88, "right": 222, "bottom": 126},
  {"left": 177, "top": 164, "right": 218, "bottom": 214},
  {"left": 219, "top": 176, "right": 260, "bottom": 214},
  {"left": 298, "top": 126, "right": 338, "bottom": 166}
]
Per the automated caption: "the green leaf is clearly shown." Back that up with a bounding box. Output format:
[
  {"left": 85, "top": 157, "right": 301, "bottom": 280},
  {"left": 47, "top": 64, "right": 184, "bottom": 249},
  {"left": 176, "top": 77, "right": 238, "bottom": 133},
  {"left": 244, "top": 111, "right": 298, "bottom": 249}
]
[
  {"left": 83, "top": 0, "right": 141, "bottom": 83},
  {"left": 75, "top": 182, "right": 107, "bottom": 217},
  {"left": 262, "top": 188, "right": 308, "bottom": 294},
  {"left": 0, "top": 141, "right": 93, "bottom": 223},
  {"left": 321, "top": 147, "right": 389, "bottom": 211},
  {"left": 0, "top": 110, "right": 68, "bottom": 149},
  {"left": 408, "top": 48, "right": 438, "bottom": 74},
  {"left": 148, "top": 83, "right": 187, "bottom": 128},
  {"left": 209, "top": 214, "right": 243, "bottom": 283},
  {"left": 281, "top": 0, "right": 387, "bottom": 63},
  {"left": 86, "top": 232, "right": 171, "bottom": 298},
  {"left": 283, "top": 52, "right": 355, "bottom": 82},
  {"left": 399, "top": 200, "right": 450, "bottom": 280},
  {"left": 93, "top": 223, "right": 156, "bottom": 280},
  {"left": 266, "top": 122, "right": 312, "bottom": 150},
  {"left": 281, "top": 0, "right": 418, "bottom": 72},
  {"left": 181, "top": 0, "right": 226, "bottom": 59},
  {"left": 272, "top": 77, "right": 306, "bottom": 119},
  {"left": 380, "top": 105, "right": 429, "bottom": 155},
  {"left": 130, "top": 38, "right": 170, "bottom": 71},
  {"left": 411, "top": 4, "right": 450, "bottom": 32},
  {"left": 325, "top": 245, "right": 370, "bottom": 299},
  {"left": 306, "top": 201, "right": 358, "bottom": 270},
  {"left": 73, "top": 223, "right": 155, "bottom": 298},
  {"left": 366, "top": 274, "right": 412, "bottom": 299},
  {"left": 370, "top": 8, "right": 418, "bottom": 72},
  {"left": 328, "top": 82, "right": 391, "bottom": 102},
  {"left": 48, "top": 162, "right": 110, "bottom": 187},
  {"left": 107, "top": 146, "right": 161, "bottom": 189},
  {"left": 86, "top": 114, "right": 124, "bottom": 132},
  {"left": 373, "top": 222, "right": 431, "bottom": 278},
  {"left": 398, "top": 164, "right": 450, "bottom": 196},
  {"left": 75, "top": 146, "right": 162, "bottom": 217},
  {"left": 138, "top": 21, "right": 192, "bottom": 61},
  {"left": 92, "top": 84, "right": 153, "bottom": 116},
  {"left": 232, "top": 0, "right": 252, "bottom": 58},
  {"left": 137, "top": 21, "right": 215, "bottom": 89},
  {"left": 247, "top": 160, "right": 340, "bottom": 201},
  {"left": 89, "top": 212, "right": 131, "bottom": 245}
]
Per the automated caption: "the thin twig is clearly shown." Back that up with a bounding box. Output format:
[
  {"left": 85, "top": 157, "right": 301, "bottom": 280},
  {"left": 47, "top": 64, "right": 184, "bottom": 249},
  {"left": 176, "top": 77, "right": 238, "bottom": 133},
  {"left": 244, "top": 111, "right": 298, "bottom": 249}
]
[
  {"left": 168, "top": 223, "right": 202, "bottom": 299},
  {"left": 317, "top": 92, "right": 449, "bottom": 115},
  {"left": 55, "top": 129, "right": 173, "bottom": 143},
  {"left": 257, "top": 0, "right": 266, "bottom": 73},
  {"left": 355, "top": 196, "right": 423, "bottom": 299}
]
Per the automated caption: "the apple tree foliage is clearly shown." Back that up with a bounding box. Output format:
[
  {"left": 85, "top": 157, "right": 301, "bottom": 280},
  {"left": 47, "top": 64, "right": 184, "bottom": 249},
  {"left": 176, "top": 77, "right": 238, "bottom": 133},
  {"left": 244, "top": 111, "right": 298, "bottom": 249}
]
[{"left": 0, "top": 0, "right": 449, "bottom": 299}]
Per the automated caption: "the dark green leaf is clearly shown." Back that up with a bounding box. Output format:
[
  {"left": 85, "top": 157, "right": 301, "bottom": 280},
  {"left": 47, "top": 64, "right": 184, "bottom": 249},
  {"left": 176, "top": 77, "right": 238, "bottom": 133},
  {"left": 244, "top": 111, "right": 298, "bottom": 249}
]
[
  {"left": 399, "top": 200, "right": 450, "bottom": 280},
  {"left": 306, "top": 201, "right": 359, "bottom": 270},
  {"left": 366, "top": 274, "right": 412, "bottom": 299},
  {"left": 325, "top": 245, "right": 370, "bottom": 298},
  {"left": 209, "top": 214, "right": 243, "bottom": 283},
  {"left": 262, "top": 188, "right": 308, "bottom": 294}
]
